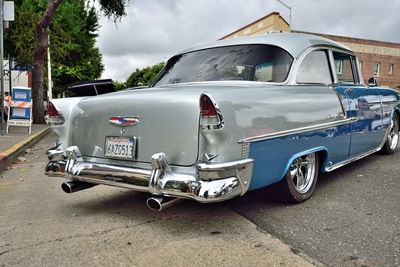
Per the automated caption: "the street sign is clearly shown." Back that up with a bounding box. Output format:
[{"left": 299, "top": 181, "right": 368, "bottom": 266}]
[{"left": 3, "top": 1, "right": 13, "bottom": 21}]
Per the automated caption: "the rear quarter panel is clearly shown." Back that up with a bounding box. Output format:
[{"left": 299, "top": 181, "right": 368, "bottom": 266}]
[{"left": 203, "top": 84, "right": 349, "bottom": 189}]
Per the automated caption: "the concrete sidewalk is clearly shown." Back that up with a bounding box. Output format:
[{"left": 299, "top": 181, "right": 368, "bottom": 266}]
[{"left": 0, "top": 124, "right": 51, "bottom": 172}]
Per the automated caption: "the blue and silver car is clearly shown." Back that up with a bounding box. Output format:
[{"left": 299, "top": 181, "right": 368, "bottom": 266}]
[{"left": 45, "top": 33, "right": 400, "bottom": 210}]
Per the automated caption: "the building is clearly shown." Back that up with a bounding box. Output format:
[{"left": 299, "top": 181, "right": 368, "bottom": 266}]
[
  {"left": 219, "top": 12, "right": 400, "bottom": 89},
  {"left": 219, "top": 12, "right": 290, "bottom": 39},
  {"left": 3, "top": 60, "right": 32, "bottom": 93}
]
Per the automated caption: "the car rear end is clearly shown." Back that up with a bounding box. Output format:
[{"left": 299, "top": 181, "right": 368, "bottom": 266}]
[{"left": 45, "top": 88, "right": 254, "bottom": 206}]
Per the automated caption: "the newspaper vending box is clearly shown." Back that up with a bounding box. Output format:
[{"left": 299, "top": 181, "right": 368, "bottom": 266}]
[{"left": 7, "top": 87, "right": 32, "bottom": 134}]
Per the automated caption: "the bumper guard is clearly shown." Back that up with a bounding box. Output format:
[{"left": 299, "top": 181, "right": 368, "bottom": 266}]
[{"left": 45, "top": 146, "right": 254, "bottom": 203}]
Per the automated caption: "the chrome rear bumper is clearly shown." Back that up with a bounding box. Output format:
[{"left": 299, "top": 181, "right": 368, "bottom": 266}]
[{"left": 45, "top": 146, "right": 254, "bottom": 203}]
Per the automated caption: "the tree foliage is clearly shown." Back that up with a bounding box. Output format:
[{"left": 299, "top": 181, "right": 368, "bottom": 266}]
[
  {"left": 5, "top": 0, "right": 105, "bottom": 97},
  {"left": 50, "top": 1, "right": 104, "bottom": 96},
  {"left": 126, "top": 62, "right": 165, "bottom": 88},
  {"left": 98, "top": 0, "right": 129, "bottom": 21},
  {"left": 4, "top": 0, "right": 129, "bottom": 123}
]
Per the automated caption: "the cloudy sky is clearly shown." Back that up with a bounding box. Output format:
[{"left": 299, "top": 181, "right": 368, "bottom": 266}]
[{"left": 96, "top": 0, "right": 400, "bottom": 82}]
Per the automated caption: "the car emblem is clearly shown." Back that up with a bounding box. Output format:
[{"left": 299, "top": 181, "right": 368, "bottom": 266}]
[{"left": 109, "top": 117, "right": 139, "bottom": 126}]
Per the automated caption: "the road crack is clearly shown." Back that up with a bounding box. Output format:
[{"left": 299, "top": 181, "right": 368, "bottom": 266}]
[{"left": 0, "top": 218, "right": 158, "bottom": 256}]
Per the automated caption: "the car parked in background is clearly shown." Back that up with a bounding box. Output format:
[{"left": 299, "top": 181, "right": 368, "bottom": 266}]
[
  {"left": 45, "top": 33, "right": 400, "bottom": 210},
  {"left": 66, "top": 79, "right": 116, "bottom": 97}
]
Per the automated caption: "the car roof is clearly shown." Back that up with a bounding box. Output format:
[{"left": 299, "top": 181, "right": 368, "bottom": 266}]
[{"left": 178, "top": 33, "right": 353, "bottom": 59}]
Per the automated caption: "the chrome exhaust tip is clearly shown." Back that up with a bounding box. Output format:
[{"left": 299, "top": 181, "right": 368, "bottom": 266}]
[
  {"left": 61, "top": 181, "right": 96, "bottom": 193},
  {"left": 146, "top": 197, "right": 181, "bottom": 211}
]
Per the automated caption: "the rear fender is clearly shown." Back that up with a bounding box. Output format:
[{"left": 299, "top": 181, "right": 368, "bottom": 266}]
[{"left": 48, "top": 97, "right": 86, "bottom": 151}]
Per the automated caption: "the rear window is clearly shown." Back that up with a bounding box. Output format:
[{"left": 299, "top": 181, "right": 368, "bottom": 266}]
[{"left": 152, "top": 44, "right": 293, "bottom": 86}]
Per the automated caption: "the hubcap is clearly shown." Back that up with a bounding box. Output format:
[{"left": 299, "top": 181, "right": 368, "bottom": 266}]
[
  {"left": 388, "top": 117, "right": 399, "bottom": 150},
  {"left": 289, "top": 153, "right": 316, "bottom": 194}
]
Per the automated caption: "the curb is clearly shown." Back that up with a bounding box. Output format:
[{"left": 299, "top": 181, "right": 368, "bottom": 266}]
[{"left": 0, "top": 127, "right": 51, "bottom": 172}]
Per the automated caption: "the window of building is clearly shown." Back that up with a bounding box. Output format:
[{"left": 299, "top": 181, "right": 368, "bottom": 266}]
[
  {"left": 373, "top": 63, "right": 380, "bottom": 77},
  {"left": 389, "top": 64, "right": 393, "bottom": 75},
  {"left": 333, "top": 52, "right": 356, "bottom": 84},
  {"left": 296, "top": 50, "right": 332, "bottom": 84},
  {"left": 336, "top": 60, "right": 343, "bottom": 74},
  {"left": 243, "top": 28, "right": 251, "bottom": 34}
]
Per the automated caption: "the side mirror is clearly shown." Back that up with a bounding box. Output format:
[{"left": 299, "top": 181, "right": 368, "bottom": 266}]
[{"left": 368, "top": 77, "right": 377, "bottom": 87}]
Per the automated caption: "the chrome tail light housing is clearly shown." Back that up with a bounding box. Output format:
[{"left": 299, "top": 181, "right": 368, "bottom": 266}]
[
  {"left": 199, "top": 93, "right": 224, "bottom": 130},
  {"left": 46, "top": 102, "right": 65, "bottom": 126}
]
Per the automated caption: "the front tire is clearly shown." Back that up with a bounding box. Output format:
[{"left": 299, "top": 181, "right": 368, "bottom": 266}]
[
  {"left": 280, "top": 152, "right": 319, "bottom": 203},
  {"left": 381, "top": 112, "right": 399, "bottom": 155}
]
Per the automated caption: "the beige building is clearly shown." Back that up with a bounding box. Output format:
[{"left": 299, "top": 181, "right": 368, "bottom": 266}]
[
  {"left": 220, "top": 12, "right": 400, "bottom": 89},
  {"left": 219, "top": 12, "right": 289, "bottom": 40}
]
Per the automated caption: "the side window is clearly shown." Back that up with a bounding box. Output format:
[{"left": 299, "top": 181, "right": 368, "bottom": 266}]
[
  {"left": 297, "top": 50, "right": 332, "bottom": 84},
  {"left": 333, "top": 52, "right": 357, "bottom": 84}
]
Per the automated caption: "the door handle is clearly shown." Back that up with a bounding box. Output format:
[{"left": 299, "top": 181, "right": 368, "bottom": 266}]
[{"left": 345, "top": 88, "right": 353, "bottom": 93}]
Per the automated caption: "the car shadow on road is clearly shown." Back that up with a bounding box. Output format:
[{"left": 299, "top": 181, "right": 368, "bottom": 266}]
[
  {"left": 64, "top": 186, "right": 234, "bottom": 222},
  {"left": 228, "top": 153, "right": 381, "bottom": 209},
  {"left": 62, "top": 152, "right": 382, "bottom": 220}
]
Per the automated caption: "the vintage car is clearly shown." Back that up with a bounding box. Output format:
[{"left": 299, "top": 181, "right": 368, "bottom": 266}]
[{"left": 45, "top": 33, "right": 400, "bottom": 211}]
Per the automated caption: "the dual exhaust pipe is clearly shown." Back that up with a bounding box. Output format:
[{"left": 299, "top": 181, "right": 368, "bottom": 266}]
[
  {"left": 61, "top": 181, "right": 96, "bottom": 193},
  {"left": 146, "top": 197, "right": 182, "bottom": 211},
  {"left": 61, "top": 181, "right": 181, "bottom": 211}
]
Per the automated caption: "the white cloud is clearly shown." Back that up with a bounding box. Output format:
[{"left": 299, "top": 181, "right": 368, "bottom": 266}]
[{"left": 96, "top": 0, "right": 400, "bottom": 82}]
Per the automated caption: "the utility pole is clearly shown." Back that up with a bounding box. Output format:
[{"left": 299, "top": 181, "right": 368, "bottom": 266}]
[
  {"left": 276, "top": 0, "right": 292, "bottom": 32},
  {"left": 0, "top": 1, "right": 14, "bottom": 135},
  {"left": 1, "top": 0, "right": 4, "bottom": 135},
  {"left": 47, "top": 33, "right": 52, "bottom": 100}
]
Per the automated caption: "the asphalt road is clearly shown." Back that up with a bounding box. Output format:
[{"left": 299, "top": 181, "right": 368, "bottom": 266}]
[
  {"left": 0, "top": 133, "right": 399, "bottom": 266},
  {"left": 231, "top": 150, "right": 400, "bottom": 266},
  {"left": 0, "top": 133, "right": 319, "bottom": 267}
]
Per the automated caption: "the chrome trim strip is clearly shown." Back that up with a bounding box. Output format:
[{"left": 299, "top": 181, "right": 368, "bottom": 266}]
[
  {"left": 239, "top": 118, "right": 358, "bottom": 143},
  {"left": 367, "top": 101, "right": 398, "bottom": 107},
  {"left": 325, "top": 148, "right": 380, "bottom": 172},
  {"left": 326, "top": 120, "right": 392, "bottom": 172},
  {"left": 196, "top": 158, "right": 254, "bottom": 171},
  {"left": 381, "top": 101, "right": 399, "bottom": 105},
  {"left": 155, "top": 80, "right": 288, "bottom": 88},
  {"left": 330, "top": 86, "right": 347, "bottom": 118},
  {"left": 241, "top": 142, "right": 250, "bottom": 159},
  {"left": 366, "top": 101, "right": 382, "bottom": 106}
]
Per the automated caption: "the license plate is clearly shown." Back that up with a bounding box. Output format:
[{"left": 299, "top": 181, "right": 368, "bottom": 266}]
[{"left": 105, "top": 136, "right": 136, "bottom": 159}]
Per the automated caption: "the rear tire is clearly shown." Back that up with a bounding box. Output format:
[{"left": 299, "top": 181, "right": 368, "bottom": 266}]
[
  {"left": 280, "top": 152, "right": 319, "bottom": 203},
  {"left": 381, "top": 112, "right": 399, "bottom": 155}
]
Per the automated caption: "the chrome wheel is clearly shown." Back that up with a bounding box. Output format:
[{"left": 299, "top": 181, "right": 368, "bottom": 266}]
[
  {"left": 388, "top": 117, "right": 399, "bottom": 151},
  {"left": 382, "top": 112, "right": 399, "bottom": 155},
  {"left": 289, "top": 153, "right": 316, "bottom": 194}
]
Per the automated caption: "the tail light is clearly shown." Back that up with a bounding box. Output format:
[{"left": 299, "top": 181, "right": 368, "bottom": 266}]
[
  {"left": 46, "top": 102, "right": 65, "bottom": 125},
  {"left": 200, "top": 94, "right": 224, "bottom": 130}
]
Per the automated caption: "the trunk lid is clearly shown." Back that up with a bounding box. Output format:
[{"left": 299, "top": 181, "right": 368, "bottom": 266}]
[{"left": 70, "top": 87, "right": 200, "bottom": 166}]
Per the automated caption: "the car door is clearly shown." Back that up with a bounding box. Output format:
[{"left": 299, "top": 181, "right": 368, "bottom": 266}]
[
  {"left": 331, "top": 51, "right": 384, "bottom": 156},
  {"left": 296, "top": 49, "right": 351, "bottom": 164}
]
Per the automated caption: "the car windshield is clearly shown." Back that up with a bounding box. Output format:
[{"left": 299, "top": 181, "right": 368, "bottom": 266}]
[{"left": 152, "top": 44, "right": 293, "bottom": 86}]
